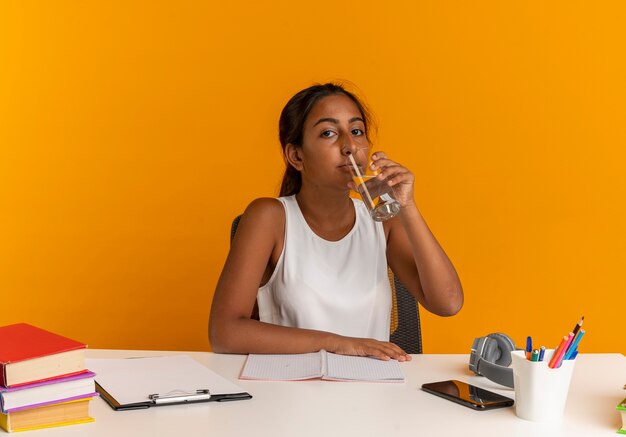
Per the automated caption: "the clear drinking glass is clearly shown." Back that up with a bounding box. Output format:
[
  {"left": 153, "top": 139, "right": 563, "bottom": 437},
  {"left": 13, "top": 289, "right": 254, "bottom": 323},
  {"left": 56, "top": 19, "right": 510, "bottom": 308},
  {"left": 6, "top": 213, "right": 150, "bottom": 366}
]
[{"left": 347, "top": 151, "right": 401, "bottom": 221}]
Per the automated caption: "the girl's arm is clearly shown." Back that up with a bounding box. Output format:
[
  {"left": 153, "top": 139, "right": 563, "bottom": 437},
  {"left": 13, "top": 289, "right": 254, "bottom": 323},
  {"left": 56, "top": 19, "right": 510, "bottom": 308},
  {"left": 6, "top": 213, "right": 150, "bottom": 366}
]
[
  {"left": 209, "top": 198, "right": 411, "bottom": 361},
  {"left": 376, "top": 153, "right": 464, "bottom": 316}
]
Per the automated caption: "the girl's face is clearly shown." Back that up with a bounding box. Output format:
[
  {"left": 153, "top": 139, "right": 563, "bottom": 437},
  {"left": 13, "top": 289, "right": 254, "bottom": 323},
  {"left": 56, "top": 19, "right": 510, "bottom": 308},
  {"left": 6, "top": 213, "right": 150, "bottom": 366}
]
[{"left": 296, "top": 94, "right": 370, "bottom": 190}]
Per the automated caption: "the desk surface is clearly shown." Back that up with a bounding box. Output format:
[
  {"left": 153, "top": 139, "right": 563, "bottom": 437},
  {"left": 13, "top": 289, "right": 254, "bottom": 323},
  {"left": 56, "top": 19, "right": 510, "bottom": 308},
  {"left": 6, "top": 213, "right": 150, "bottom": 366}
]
[{"left": 33, "top": 350, "right": 625, "bottom": 437}]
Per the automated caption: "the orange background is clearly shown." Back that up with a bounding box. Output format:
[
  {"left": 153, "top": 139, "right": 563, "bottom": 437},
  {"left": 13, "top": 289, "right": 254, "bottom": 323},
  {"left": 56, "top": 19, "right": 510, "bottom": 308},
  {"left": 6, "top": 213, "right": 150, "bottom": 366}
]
[{"left": 1, "top": 1, "right": 624, "bottom": 353}]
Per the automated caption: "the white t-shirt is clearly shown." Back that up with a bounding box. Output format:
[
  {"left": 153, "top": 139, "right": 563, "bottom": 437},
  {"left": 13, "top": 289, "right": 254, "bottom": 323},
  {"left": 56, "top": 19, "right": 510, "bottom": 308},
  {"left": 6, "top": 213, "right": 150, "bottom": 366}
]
[{"left": 257, "top": 195, "right": 392, "bottom": 341}]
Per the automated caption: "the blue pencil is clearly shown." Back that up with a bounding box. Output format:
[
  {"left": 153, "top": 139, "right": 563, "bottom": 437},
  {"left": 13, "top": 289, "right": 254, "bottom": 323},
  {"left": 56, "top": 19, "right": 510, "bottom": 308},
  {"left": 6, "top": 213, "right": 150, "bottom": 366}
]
[{"left": 564, "top": 329, "right": 585, "bottom": 360}]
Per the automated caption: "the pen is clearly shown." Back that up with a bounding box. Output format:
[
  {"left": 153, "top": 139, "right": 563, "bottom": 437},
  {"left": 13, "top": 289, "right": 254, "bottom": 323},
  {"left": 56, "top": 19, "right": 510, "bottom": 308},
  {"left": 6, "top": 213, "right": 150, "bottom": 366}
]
[
  {"left": 564, "top": 329, "right": 585, "bottom": 360},
  {"left": 526, "top": 336, "right": 533, "bottom": 360},
  {"left": 553, "top": 333, "right": 574, "bottom": 369},
  {"left": 548, "top": 336, "right": 569, "bottom": 368},
  {"left": 538, "top": 346, "right": 545, "bottom": 362},
  {"left": 530, "top": 349, "right": 539, "bottom": 362}
]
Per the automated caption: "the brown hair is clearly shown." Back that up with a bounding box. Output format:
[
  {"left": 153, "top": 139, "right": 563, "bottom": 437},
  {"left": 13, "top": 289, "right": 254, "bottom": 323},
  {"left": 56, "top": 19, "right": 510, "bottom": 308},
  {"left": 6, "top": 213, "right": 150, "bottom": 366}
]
[{"left": 278, "top": 83, "right": 373, "bottom": 196}]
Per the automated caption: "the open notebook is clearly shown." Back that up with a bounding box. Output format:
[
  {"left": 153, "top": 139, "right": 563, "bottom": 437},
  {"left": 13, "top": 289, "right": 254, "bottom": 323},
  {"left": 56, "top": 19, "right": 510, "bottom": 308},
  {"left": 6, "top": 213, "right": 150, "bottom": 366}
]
[{"left": 240, "top": 350, "right": 404, "bottom": 383}]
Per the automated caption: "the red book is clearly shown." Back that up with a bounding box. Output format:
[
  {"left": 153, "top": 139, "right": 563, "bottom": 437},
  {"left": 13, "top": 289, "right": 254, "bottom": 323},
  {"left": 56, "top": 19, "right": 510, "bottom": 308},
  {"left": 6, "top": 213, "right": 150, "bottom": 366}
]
[{"left": 0, "top": 324, "right": 87, "bottom": 388}]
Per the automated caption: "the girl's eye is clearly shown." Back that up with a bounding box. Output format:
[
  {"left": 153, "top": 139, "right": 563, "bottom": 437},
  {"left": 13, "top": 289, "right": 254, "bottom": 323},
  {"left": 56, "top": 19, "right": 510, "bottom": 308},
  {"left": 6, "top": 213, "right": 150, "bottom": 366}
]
[
  {"left": 352, "top": 128, "right": 364, "bottom": 136},
  {"left": 321, "top": 130, "right": 336, "bottom": 138}
]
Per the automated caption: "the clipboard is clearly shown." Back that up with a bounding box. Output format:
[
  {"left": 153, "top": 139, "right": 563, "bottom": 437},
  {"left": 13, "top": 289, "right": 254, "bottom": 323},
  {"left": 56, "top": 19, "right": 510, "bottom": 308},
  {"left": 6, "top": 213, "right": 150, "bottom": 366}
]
[
  {"left": 95, "top": 383, "right": 252, "bottom": 410},
  {"left": 86, "top": 355, "right": 252, "bottom": 411}
]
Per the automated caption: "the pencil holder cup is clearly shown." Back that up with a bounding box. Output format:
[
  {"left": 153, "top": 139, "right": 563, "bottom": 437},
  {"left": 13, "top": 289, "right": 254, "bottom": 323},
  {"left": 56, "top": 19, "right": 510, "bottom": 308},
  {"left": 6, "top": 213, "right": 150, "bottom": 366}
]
[{"left": 510, "top": 350, "right": 575, "bottom": 422}]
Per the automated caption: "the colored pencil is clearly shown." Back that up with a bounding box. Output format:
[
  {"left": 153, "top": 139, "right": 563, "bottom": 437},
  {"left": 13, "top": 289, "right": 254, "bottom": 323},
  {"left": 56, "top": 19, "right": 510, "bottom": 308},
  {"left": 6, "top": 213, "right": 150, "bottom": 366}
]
[
  {"left": 564, "top": 329, "right": 585, "bottom": 360},
  {"left": 571, "top": 316, "right": 584, "bottom": 337},
  {"left": 548, "top": 335, "right": 569, "bottom": 369},
  {"left": 553, "top": 333, "right": 574, "bottom": 368}
]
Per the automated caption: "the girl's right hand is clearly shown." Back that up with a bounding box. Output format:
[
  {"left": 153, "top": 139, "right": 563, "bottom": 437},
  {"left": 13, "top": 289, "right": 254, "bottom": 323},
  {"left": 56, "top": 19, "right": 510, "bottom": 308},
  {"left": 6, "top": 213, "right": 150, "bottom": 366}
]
[{"left": 328, "top": 335, "right": 412, "bottom": 362}]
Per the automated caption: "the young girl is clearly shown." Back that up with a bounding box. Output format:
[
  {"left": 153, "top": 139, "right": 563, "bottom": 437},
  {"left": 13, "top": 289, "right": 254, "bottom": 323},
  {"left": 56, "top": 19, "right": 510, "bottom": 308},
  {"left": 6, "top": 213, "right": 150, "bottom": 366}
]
[{"left": 209, "top": 83, "right": 463, "bottom": 361}]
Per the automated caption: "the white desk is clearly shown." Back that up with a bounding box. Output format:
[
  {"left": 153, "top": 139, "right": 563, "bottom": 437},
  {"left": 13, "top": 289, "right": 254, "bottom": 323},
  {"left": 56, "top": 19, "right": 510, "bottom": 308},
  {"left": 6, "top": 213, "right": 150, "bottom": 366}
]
[{"left": 35, "top": 350, "right": 625, "bottom": 437}]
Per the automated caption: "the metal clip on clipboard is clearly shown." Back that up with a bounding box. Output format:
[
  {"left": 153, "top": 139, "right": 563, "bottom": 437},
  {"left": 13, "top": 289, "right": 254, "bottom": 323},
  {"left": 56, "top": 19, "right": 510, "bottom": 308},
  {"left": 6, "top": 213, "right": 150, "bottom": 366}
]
[{"left": 148, "top": 389, "right": 212, "bottom": 405}]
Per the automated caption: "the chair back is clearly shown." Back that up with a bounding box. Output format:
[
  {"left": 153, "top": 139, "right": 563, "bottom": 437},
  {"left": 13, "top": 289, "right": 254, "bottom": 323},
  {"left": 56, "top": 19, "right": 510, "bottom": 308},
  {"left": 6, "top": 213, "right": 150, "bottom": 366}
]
[{"left": 229, "top": 215, "right": 422, "bottom": 353}]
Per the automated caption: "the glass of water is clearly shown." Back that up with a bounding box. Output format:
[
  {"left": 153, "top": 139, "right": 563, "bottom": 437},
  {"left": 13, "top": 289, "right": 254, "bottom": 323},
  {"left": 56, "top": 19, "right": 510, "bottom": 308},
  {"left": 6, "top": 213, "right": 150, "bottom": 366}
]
[{"left": 347, "top": 151, "right": 401, "bottom": 221}]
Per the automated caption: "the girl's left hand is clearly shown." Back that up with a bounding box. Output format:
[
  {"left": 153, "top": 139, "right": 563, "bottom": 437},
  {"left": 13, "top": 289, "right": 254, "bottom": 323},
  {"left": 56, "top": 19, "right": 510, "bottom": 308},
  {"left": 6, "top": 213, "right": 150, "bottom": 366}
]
[{"left": 370, "top": 152, "right": 416, "bottom": 208}]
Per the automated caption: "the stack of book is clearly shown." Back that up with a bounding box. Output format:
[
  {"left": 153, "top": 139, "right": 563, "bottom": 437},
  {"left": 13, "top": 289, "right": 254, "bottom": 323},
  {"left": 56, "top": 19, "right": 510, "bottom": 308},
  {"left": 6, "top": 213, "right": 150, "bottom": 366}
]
[{"left": 0, "top": 323, "right": 97, "bottom": 433}]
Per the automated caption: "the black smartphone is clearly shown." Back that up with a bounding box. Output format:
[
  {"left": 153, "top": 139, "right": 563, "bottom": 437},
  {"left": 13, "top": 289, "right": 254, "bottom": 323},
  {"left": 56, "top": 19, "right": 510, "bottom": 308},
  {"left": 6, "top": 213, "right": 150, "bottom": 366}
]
[{"left": 421, "top": 380, "right": 514, "bottom": 411}]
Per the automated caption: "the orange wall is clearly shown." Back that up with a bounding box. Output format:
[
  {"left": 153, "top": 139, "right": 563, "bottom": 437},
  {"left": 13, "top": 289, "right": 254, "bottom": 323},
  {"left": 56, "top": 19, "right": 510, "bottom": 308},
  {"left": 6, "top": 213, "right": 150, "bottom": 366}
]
[{"left": 1, "top": 2, "right": 624, "bottom": 353}]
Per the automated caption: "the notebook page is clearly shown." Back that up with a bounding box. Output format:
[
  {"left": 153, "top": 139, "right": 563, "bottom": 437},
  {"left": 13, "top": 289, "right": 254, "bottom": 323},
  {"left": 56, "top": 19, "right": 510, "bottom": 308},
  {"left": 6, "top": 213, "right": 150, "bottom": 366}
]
[
  {"left": 323, "top": 352, "right": 405, "bottom": 382},
  {"left": 240, "top": 352, "right": 322, "bottom": 380}
]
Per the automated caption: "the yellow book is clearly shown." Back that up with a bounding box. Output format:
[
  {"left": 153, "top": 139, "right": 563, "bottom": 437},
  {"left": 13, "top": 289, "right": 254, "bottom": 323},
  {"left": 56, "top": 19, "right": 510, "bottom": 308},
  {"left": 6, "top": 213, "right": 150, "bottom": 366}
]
[{"left": 0, "top": 398, "right": 94, "bottom": 433}]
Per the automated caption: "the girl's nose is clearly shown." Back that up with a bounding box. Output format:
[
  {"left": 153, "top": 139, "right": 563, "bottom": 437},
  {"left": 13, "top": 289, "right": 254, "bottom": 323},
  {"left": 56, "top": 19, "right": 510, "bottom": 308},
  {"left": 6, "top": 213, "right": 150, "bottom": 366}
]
[
  {"left": 342, "top": 142, "right": 368, "bottom": 159},
  {"left": 341, "top": 139, "right": 358, "bottom": 156}
]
